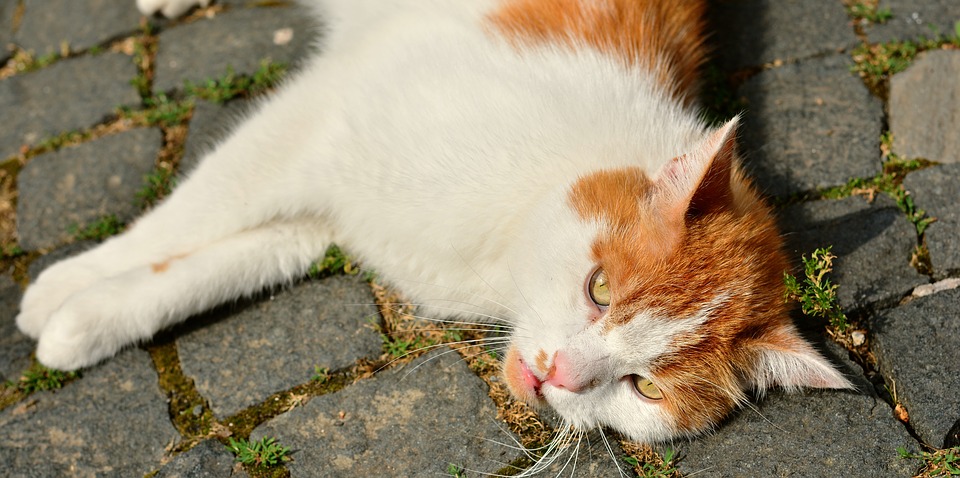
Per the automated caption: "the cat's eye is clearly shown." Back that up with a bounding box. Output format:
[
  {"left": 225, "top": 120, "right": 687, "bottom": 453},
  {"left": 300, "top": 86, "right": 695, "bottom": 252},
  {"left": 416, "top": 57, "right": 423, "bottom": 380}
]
[
  {"left": 588, "top": 268, "right": 611, "bottom": 307},
  {"left": 632, "top": 375, "right": 663, "bottom": 400}
]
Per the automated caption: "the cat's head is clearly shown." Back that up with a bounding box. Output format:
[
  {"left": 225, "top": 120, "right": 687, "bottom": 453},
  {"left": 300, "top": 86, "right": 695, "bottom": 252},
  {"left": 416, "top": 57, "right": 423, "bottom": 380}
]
[{"left": 502, "top": 118, "right": 851, "bottom": 442}]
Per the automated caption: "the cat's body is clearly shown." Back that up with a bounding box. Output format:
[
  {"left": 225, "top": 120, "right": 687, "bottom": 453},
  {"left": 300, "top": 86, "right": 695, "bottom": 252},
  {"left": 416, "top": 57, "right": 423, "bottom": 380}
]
[{"left": 18, "top": 0, "right": 850, "bottom": 446}]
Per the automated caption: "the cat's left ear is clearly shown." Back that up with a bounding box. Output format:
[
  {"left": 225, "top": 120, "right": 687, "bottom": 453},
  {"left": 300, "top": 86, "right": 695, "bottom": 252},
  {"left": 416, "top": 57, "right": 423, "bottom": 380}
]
[
  {"left": 652, "top": 117, "right": 739, "bottom": 226},
  {"left": 750, "top": 327, "right": 854, "bottom": 391}
]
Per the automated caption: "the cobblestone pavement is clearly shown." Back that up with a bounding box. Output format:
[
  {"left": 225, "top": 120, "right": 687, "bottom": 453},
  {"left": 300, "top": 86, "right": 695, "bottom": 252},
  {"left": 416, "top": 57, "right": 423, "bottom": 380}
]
[{"left": 1, "top": 1, "right": 958, "bottom": 477}]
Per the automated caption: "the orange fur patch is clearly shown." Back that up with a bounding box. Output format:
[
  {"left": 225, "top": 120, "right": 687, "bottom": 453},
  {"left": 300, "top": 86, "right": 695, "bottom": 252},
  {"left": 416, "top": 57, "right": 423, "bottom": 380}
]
[
  {"left": 534, "top": 349, "right": 550, "bottom": 374},
  {"left": 487, "top": 0, "right": 708, "bottom": 104},
  {"left": 150, "top": 252, "right": 190, "bottom": 274}
]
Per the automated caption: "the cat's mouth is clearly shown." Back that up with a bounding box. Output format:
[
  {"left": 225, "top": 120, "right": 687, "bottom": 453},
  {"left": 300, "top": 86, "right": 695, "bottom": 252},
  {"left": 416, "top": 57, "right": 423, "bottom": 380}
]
[{"left": 503, "top": 347, "right": 551, "bottom": 405}]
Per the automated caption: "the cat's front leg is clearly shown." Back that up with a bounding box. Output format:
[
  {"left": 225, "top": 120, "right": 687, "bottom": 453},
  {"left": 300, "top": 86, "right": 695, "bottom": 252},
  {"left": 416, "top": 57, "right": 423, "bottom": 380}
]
[
  {"left": 136, "top": 0, "right": 211, "bottom": 18},
  {"left": 34, "top": 218, "right": 331, "bottom": 370}
]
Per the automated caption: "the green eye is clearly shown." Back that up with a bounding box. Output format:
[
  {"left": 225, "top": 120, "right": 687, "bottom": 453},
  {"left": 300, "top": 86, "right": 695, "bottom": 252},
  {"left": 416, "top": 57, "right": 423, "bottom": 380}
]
[
  {"left": 588, "top": 268, "right": 610, "bottom": 307},
  {"left": 632, "top": 375, "right": 663, "bottom": 400}
]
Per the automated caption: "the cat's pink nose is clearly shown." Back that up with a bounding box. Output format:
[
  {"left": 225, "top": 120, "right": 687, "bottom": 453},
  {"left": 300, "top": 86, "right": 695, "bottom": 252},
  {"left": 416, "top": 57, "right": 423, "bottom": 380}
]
[{"left": 544, "top": 351, "right": 587, "bottom": 393}]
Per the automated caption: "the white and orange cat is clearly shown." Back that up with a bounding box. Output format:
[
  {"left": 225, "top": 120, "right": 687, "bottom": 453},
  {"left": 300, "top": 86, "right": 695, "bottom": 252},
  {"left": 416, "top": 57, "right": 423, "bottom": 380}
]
[{"left": 18, "top": 0, "right": 851, "bottom": 447}]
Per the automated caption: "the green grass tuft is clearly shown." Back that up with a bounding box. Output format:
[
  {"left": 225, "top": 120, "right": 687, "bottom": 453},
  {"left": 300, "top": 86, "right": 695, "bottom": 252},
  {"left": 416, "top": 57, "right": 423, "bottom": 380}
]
[
  {"left": 15, "top": 363, "right": 79, "bottom": 394},
  {"left": 898, "top": 446, "right": 960, "bottom": 477},
  {"left": 186, "top": 62, "right": 287, "bottom": 104},
  {"left": 783, "top": 247, "right": 850, "bottom": 333},
  {"left": 846, "top": 1, "right": 893, "bottom": 24},
  {"left": 69, "top": 215, "right": 125, "bottom": 242},
  {"left": 226, "top": 436, "right": 291, "bottom": 468},
  {"left": 623, "top": 447, "right": 679, "bottom": 478},
  {"left": 137, "top": 167, "right": 178, "bottom": 210},
  {"left": 307, "top": 244, "right": 359, "bottom": 279}
]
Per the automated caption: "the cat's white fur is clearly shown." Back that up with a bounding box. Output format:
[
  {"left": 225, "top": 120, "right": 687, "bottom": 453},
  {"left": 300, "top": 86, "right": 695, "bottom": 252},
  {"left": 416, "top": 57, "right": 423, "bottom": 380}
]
[{"left": 17, "top": 0, "right": 844, "bottom": 445}]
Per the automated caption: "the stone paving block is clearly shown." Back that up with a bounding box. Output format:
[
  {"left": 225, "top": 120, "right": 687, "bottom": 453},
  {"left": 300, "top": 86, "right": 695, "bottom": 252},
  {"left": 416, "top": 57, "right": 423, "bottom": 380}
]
[
  {"left": 153, "top": 5, "right": 318, "bottom": 93},
  {"left": 177, "top": 275, "right": 382, "bottom": 418},
  {"left": 904, "top": 163, "right": 960, "bottom": 279},
  {"left": 709, "top": 0, "right": 858, "bottom": 72},
  {"left": 12, "top": 0, "right": 141, "bottom": 56},
  {"left": 889, "top": 50, "right": 960, "bottom": 164},
  {"left": 738, "top": 54, "right": 882, "bottom": 198},
  {"left": 153, "top": 439, "right": 239, "bottom": 478},
  {"left": 180, "top": 98, "right": 256, "bottom": 174},
  {"left": 872, "top": 288, "right": 960, "bottom": 448},
  {"left": 0, "top": 348, "right": 180, "bottom": 477},
  {"left": 251, "top": 349, "right": 516, "bottom": 477},
  {"left": 780, "top": 195, "right": 926, "bottom": 313},
  {"left": 16, "top": 128, "right": 162, "bottom": 250},
  {"left": 669, "top": 342, "right": 917, "bottom": 477},
  {"left": 0, "top": 52, "right": 141, "bottom": 160},
  {"left": 867, "top": 0, "right": 960, "bottom": 44},
  {"left": 0, "top": 2, "right": 13, "bottom": 63},
  {"left": 0, "top": 275, "right": 31, "bottom": 383}
]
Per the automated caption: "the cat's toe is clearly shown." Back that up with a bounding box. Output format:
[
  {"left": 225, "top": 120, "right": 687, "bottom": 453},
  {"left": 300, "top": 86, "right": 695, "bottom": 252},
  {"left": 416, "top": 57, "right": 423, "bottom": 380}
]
[
  {"left": 16, "top": 284, "right": 65, "bottom": 339},
  {"left": 136, "top": 0, "right": 211, "bottom": 18},
  {"left": 35, "top": 297, "right": 128, "bottom": 371}
]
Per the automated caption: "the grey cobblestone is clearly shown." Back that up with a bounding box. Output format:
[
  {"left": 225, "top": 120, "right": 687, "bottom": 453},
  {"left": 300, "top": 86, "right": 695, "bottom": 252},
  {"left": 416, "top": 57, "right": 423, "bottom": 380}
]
[
  {"left": 0, "top": 276, "right": 29, "bottom": 383},
  {"left": 16, "top": 128, "right": 162, "bottom": 250},
  {"left": 153, "top": 5, "right": 318, "bottom": 93},
  {"left": 177, "top": 275, "right": 382, "bottom": 418},
  {"left": 867, "top": 0, "right": 960, "bottom": 44},
  {"left": 252, "top": 349, "right": 516, "bottom": 477},
  {"left": 12, "top": 0, "right": 142, "bottom": 56},
  {"left": 873, "top": 288, "right": 960, "bottom": 448},
  {"left": 904, "top": 163, "right": 960, "bottom": 280},
  {"left": 889, "top": 50, "right": 960, "bottom": 165},
  {"left": 0, "top": 52, "right": 141, "bottom": 160},
  {"left": 0, "top": 349, "right": 180, "bottom": 477},
  {"left": 738, "top": 54, "right": 882, "bottom": 198}
]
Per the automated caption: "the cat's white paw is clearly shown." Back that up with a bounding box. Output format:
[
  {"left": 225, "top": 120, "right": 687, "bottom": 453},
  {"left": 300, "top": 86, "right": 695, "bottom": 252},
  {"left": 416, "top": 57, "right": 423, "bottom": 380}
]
[
  {"left": 35, "top": 286, "right": 134, "bottom": 371},
  {"left": 137, "top": 0, "right": 212, "bottom": 18},
  {"left": 16, "top": 260, "right": 104, "bottom": 339}
]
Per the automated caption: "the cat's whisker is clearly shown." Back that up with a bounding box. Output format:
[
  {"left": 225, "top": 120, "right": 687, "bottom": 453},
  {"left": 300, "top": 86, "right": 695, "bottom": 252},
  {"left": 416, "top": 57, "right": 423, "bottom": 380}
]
[
  {"left": 506, "top": 263, "right": 547, "bottom": 328},
  {"left": 383, "top": 336, "right": 512, "bottom": 367},
  {"left": 450, "top": 243, "right": 515, "bottom": 303},
  {"left": 595, "top": 427, "right": 629, "bottom": 478},
  {"left": 375, "top": 301, "right": 514, "bottom": 326},
  {"left": 382, "top": 276, "right": 525, "bottom": 318}
]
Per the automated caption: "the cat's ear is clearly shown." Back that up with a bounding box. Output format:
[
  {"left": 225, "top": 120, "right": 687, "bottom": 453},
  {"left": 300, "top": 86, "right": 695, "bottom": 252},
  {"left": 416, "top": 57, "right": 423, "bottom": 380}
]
[
  {"left": 652, "top": 117, "right": 739, "bottom": 225},
  {"left": 749, "top": 327, "right": 854, "bottom": 391}
]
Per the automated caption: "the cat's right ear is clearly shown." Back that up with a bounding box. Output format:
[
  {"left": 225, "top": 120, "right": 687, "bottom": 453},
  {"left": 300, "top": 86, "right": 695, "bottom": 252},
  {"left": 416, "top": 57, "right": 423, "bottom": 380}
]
[{"left": 651, "top": 117, "right": 739, "bottom": 229}]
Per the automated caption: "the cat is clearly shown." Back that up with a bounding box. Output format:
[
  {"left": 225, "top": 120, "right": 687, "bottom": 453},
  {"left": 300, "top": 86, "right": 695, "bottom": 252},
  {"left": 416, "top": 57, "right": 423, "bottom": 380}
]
[{"left": 18, "top": 0, "right": 851, "bottom": 449}]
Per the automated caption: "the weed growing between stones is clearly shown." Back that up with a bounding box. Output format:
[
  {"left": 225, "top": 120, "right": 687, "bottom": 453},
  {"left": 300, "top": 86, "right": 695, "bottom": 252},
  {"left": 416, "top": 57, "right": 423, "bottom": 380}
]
[
  {"left": 185, "top": 62, "right": 288, "bottom": 104},
  {"left": 783, "top": 247, "right": 851, "bottom": 333},
  {"left": 226, "top": 436, "right": 291, "bottom": 474},
  {"left": 68, "top": 215, "right": 126, "bottom": 242},
  {"left": 137, "top": 166, "right": 179, "bottom": 210},
  {"left": 620, "top": 442, "right": 680, "bottom": 478},
  {"left": 147, "top": 341, "right": 217, "bottom": 444},
  {"left": 812, "top": 132, "right": 937, "bottom": 276},
  {"left": 0, "top": 361, "right": 80, "bottom": 411},
  {"left": 898, "top": 446, "right": 960, "bottom": 477},
  {"left": 843, "top": 0, "right": 893, "bottom": 25},
  {"left": 850, "top": 22, "right": 960, "bottom": 98},
  {"left": 307, "top": 244, "right": 360, "bottom": 279},
  {"left": 446, "top": 463, "right": 466, "bottom": 477}
]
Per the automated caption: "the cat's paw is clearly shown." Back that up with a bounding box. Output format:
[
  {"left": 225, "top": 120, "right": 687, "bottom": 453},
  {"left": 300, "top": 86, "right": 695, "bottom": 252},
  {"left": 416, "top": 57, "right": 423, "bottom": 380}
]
[
  {"left": 136, "top": 0, "right": 212, "bottom": 18},
  {"left": 16, "top": 260, "right": 104, "bottom": 339},
  {"left": 35, "top": 286, "right": 135, "bottom": 371}
]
